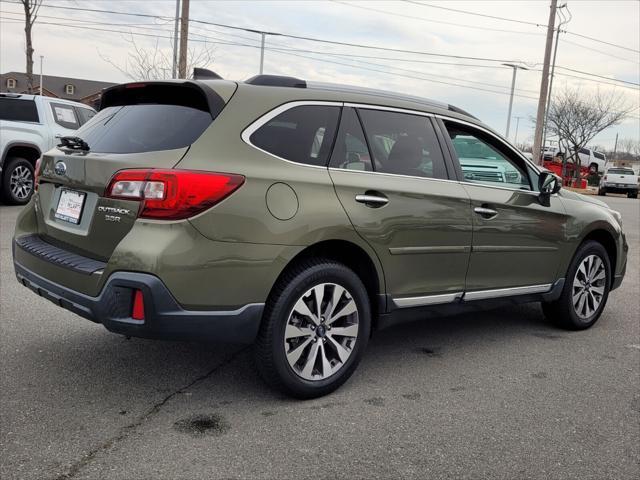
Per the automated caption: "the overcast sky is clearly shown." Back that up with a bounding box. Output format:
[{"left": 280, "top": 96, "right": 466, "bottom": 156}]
[{"left": 1, "top": 0, "right": 638, "bottom": 149}]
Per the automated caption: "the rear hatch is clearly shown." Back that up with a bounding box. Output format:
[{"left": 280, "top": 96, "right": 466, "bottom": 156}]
[
  {"left": 35, "top": 81, "right": 232, "bottom": 260},
  {"left": 605, "top": 168, "right": 637, "bottom": 186}
]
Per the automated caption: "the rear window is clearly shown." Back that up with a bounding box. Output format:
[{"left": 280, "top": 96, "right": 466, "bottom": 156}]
[
  {"left": 0, "top": 98, "right": 39, "bottom": 122},
  {"left": 607, "top": 168, "right": 634, "bottom": 175},
  {"left": 50, "top": 103, "right": 80, "bottom": 130},
  {"left": 75, "top": 104, "right": 212, "bottom": 154},
  {"left": 249, "top": 105, "right": 340, "bottom": 166}
]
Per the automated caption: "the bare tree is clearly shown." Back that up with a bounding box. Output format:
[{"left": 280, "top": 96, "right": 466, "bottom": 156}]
[
  {"left": 21, "top": 0, "right": 43, "bottom": 92},
  {"left": 99, "top": 36, "right": 214, "bottom": 81},
  {"left": 546, "top": 87, "right": 632, "bottom": 177}
]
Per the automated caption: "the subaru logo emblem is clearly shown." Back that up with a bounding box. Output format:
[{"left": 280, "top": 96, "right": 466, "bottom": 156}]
[{"left": 54, "top": 161, "right": 67, "bottom": 176}]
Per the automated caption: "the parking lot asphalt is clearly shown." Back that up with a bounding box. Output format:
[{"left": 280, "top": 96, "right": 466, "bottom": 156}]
[{"left": 1, "top": 196, "right": 638, "bottom": 480}]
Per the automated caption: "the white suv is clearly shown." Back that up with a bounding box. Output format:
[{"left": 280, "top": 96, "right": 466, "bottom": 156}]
[{"left": 0, "top": 93, "right": 96, "bottom": 204}]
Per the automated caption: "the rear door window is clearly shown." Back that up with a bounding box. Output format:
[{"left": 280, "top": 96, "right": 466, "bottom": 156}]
[
  {"left": 50, "top": 103, "right": 80, "bottom": 130},
  {"left": 0, "top": 98, "right": 39, "bottom": 122},
  {"left": 329, "top": 108, "right": 373, "bottom": 171},
  {"left": 249, "top": 105, "right": 340, "bottom": 166},
  {"left": 75, "top": 104, "right": 213, "bottom": 154},
  {"left": 357, "top": 109, "right": 446, "bottom": 179}
]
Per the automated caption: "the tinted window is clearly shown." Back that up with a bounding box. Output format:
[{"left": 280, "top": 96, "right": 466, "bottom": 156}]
[
  {"left": 76, "top": 107, "right": 96, "bottom": 125},
  {"left": 607, "top": 168, "right": 634, "bottom": 175},
  {"left": 445, "top": 122, "right": 531, "bottom": 190},
  {"left": 579, "top": 148, "right": 590, "bottom": 156},
  {"left": 358, "top": 109, "right": 446, "bottom": 179},
  {"left": 329, "top": 108, "right": 372, "bottom": 171},
  {"left": 250, "top": 105, "right": 340, "bottom": 166},
  {"left": 0, "top": 98, "right": 39, "bottom": 122},
  {"left": 75, "top": 104, "right": 212, "bottom": 154},
  {"left": 50, "top": 103, "right": 80, "bottom": 129},
  {"left": 594, "top": 151, "right": 605, "bottom": 160}
]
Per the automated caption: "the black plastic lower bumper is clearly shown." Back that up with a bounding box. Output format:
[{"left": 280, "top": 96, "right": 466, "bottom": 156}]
[
  {"left": 601, "top": 185, "right": 638, "bottom": 195},
  {"left": 14, "top": 261, "right": 264, "bottom": 344}
]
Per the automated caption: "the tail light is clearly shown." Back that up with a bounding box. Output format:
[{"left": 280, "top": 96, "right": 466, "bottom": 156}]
[
  {"left": 34, "top": 157, "right": 42, "bottom": 191},
  {"left": 105, "top": 169, "right": 244, "bottom": 220}
]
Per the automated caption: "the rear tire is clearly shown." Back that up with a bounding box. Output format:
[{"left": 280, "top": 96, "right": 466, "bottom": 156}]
[
  {"left": 628, "top": 192, "right": 637, "bottom": 199},
  {"left": 1, "top": 157, "right": 34, "bottom": 205},
  {"left": 542, "top": 240, "right": 611, "bottom": 330},
  {"left": 254, "top": 258, "right": 371, "bottom": 398},
  {"left": 598, "top": 188, "right": 606, "bottom": 196}
]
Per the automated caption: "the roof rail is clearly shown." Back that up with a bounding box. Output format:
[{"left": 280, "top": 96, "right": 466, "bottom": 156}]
[
  {"left": 306, "top": 81, "right": 448, "bottom": 110},
  {"left": 447, "top": 104, "right": 478, "bottom": 120},
  {"left": 245, "top": 75, "right": 306, "bottom": 88},
  {"left": 193, "top": 68, "right": 223, "bottom": 80},
  {"left": 0, "top": 92, "right": 23, "bottom": 98}
]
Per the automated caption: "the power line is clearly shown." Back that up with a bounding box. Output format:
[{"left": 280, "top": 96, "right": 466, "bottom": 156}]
[
  {"left": 402, "top": 0, "right": 544, "bottom": 27},
  {"left": 405, "top": 0, "right": 640, "bottom": 54},
  {"left": 2, "top": 0, "right": 637, "bottom": 91},
  {"left": 333, "top": 1, "right": 544, "bottom": 36},
  {"left": 0, "top": 16, "right": 539, "bottom": 99},
  {"left": 555, "top": 66, "right": 640, "bottom": 87}
]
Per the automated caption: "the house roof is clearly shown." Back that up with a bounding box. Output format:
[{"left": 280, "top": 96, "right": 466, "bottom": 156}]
[{"left": 1, "top": 71, "right": 117, "bottom": 101}]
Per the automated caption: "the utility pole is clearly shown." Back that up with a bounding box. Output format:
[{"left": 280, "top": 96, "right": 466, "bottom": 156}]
[
  {"left": 613, "top": 132, "right": 619, "bottom": 159},
  {"left": 513, "top": 116, "right": 523, "bottom": 144},
  {"left": 178, "top": 0, "right": 190, "bottom": 78},
  {"left": 39, "top": 55, "right": 43, "bottom": 96},
  {"left": 172, "top": 0, "right": 180, "bottom": 78},
  {"left": 541, "top": 4, "right": 570, "bottom": 152},
  {"left": 502, "top": 63, "right": 528, "bottom": 139},
  {"left": 532, "top": 0, "right": 558, "bottom": 165},
  {"left": 259, "top": 32, "right": 266, "bottom": 74}
]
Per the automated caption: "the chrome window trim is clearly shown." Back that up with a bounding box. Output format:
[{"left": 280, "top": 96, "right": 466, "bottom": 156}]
[
  {"left": 393, "top": 292, "right": 463, "bottom": 308},
  {"left": 240, "top": 100, "right": 343, "bottom": 170},
  {"left": 344, "top": 102, "right": 435, "bottom": 118},
  {"left": 434, "top": 113, "right": 544, "bottom": 175},
  {"left": 463, "top": 283, "right": 552, "bottom": 301},
  {"left": 328, "top": 166, "right": 460, "bottom": 185}
]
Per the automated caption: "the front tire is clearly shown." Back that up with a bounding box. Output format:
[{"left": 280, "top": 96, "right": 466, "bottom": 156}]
[
  {"left": 542, "top": 240, "right": 611, "bottom": 330},
  {"left": 628, "top": 191, "right": 638, "bottom": 199},
  {"left": 598, "top": 188, "right": 606, "bottom": 196},
  {"left": 255, "top": 259, "right": 371, "bottom": 398},
  {"left": 1, "top": 157, "right": 34, "bottom": 205}
]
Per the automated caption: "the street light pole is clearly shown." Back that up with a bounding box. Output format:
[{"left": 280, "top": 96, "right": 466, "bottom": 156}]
[
  {"left": 39, "top": 55, "right": 43, "bottom": 96},
  {"left": 259, "top": 32, "right": 266, "bottom": 74},
  {"left": 502, "top": 63, "right": 528, "bottom": 139},
  {"left": 513, "top": 116, "right": 523, "bottom": 144}
]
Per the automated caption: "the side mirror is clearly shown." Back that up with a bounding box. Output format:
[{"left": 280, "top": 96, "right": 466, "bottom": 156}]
[{"left": 538, "top": 171, "right": 561, "bottom": 201}]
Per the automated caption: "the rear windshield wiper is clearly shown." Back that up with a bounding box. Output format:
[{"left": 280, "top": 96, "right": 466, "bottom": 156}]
[{"left": 58, "top": 136, "right": 90, "bottom": 152}]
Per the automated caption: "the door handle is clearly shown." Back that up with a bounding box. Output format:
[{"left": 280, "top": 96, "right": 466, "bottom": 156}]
[
  {"left": 474, "top": 206, "right": 498, "bottom": 218},
  {"left": 355, "top": 192, "right": 389, "bottom": 208}
]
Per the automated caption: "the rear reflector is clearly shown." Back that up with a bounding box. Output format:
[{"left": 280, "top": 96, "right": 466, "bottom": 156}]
[
  {"left": 105, "top": 169, "right": 244, "bottom": 220},
  {"left": 132, "top": 289, "right": 145, "bottom": 321}
]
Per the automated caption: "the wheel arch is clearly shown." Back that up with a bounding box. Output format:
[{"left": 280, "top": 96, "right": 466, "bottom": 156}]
[
  {"left": 267, "top": 239, "right": 387, "bottom": 321},
  {"left": 579, "top": 226, "right": 618, "bottom": 288},
  {"left": 1, "top": 142, "right": 41, "bottom": 170}
]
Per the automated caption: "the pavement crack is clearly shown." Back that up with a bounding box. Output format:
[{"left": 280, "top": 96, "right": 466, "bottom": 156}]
[{"left": 52, "top": 346, "right": 249, "bottom": 480}]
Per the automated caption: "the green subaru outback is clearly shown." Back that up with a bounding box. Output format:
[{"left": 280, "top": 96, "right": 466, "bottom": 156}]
[{"left": 13, "top": 74, "right": 627, "bottom": 398}]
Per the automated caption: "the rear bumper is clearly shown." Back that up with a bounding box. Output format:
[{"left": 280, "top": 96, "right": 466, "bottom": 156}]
[
  {"left": 601, "top": 184, "right": 638, "bottom": 193},
  {"left": 14, "top": 260, "right": 264, "bottom": 344}
]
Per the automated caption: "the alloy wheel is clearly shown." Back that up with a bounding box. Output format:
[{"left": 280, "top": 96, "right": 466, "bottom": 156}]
[
  {"left": 284, "top": 282, "right": 359, "bottom": 381},
  {"left": 9, "top": 165, "right": 33, "bottom": 200},
  {"left": 572, "top": 254, "right": 607, "bottom": 320}
]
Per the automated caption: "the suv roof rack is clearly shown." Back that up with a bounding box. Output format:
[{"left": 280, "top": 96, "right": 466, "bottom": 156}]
[
  {"left": 245, "top": 75, "right": 307, "bottom": 88},
  {"left": 0, "top": 92, "right": 23, "bottom": 98},
  {"left": 447, "top": 104, "right": 477, "bottom": 120},
  {"left": 193, "top": 68, "right": 223, "bottom": 80}
]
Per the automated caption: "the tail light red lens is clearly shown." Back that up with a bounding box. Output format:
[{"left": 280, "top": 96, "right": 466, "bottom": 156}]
[
  {"left": 132, "top": 289, "right": 145, "bottom": 321},
  {"left": 105, "top": 169, "right": 244, "bottom": 220}
]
